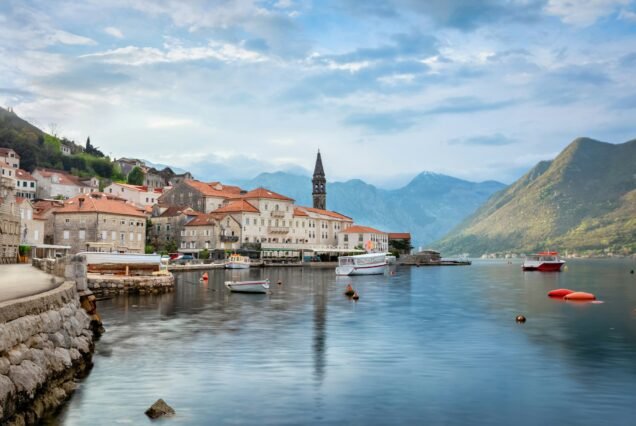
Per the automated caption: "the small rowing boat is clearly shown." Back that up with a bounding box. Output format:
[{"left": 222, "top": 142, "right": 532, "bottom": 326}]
[{"left": 224, "top": 279, "right": 269, "bottom": 293}]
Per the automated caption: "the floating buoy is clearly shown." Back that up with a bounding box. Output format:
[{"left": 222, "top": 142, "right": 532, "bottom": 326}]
[
  {"left": 344, "top": 284, "right": 355, "bottom": 297},
  {"left": 564, "top": 291, "right": 596, "bottom": 301},
  {"left": 548, "top": 288, "right": 575, "bottom": 298},
  {"left": 201, "top": 272, "right": 208, "bottom": 281},
  {"left": 352, "top": 292, "right": 360, "bottom": 301},
  {"left": 516, "top": 315, "right": 526, "bottom": 323}
]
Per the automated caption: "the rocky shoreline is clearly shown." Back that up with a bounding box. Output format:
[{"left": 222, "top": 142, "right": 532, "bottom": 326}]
[
  {"left": 87, "top": 273, "right": 174, "bottom": 296},
  {"left": 0, "top": 282, "right": 94, "bottom": 425}
]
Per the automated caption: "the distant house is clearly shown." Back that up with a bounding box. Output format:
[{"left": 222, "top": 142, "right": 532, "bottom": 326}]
[
  {"left": 53, "top": 192, "right": 147, "bottom": 254},
  {"left": 0, "top": 173, "right": 20, "bottom": 263},
  {"left": 0, "top": 148, "right": 20, "bottom": 169},
  {"left": 115, "top": 158, "right": 144, "bottom": 176},
  {"left": 60, "top": 141, "right": 72, "bottom": 156},
  {"left": 143, "top": 167, "right": 166, "bottom": 189},
  {"left": 158, "top": 180, "right": 243, "bottom": 213},
  {"left": 104, "top": 182, "right": 163, "bottom": 207},
  {"left": 17, "top": 198, "right": 45, "bottom": 246},
  {"left": 388, "top": 232, "right": 412, "bottom": 255},
  {"left": 32, "top": 168, "right": 98, "bottom": 199},
  {"left": 337, "top": 225, "right": 389, "bottom": 252},
  {"left": 181, "top": 213, "right": 241, "bottom": 256},
  {"left": 32, "top": 199, "right": 65, "bottom": 244},
  {"left": 149, "top": 205, "right": 202, "bottom": 251},
  {"left": 15, "top": 169, "right": 37, "bottom": 200}
]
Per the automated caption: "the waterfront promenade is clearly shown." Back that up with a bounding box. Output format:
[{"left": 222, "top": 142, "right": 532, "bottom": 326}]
[{"left": 0, "top": 264, "right": 64, "bottom": 302}]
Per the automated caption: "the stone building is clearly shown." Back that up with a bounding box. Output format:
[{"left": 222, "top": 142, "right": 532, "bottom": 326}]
[
  {"left": 33, "top": 168, "right": 98, "bottom": 199},
  {"left": 388, "top": 232, "right": 413, "bottom": 255},
  {"left": 337, "top": 225, "right": 389, "bottom": 253},
  {"left": 158, "top": 180, "right": 243, "bottom": 213},
  {"left": 0, "top": 174, "right": 20, "bottom": 263},
  {"left": 312, "top": 150, "right": 326, "bottom": 210},
  {"left": 0, "top": 147, "right": 20, "bottom": 168},
  {"left": 53, "top": 192, "right": 147, "bottom": 253},
  {"left": 180, "top": 213, "right": 241, "bottom": 256},
  {"left": 114, "top": 157, "right": 144, "bottom": 176},
  {"left": 15, "top": 168, "right": 37, "bottom": 200},
  {"left": 104, "top": 182, "right": 163, "bottom": 207},
  {"left": 148, "top": 205, "right": 202, "bottom": 252},
  {"left": 17, "top": 198, "right": 45, "bottom": 246},
  {"left": 32, "top": 199, "right": 65, "bottom": 244}
]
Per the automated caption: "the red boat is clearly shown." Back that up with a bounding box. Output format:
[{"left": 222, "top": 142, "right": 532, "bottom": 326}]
[{"left": 522, "top": 251, "right": 565, "bottom": 271}]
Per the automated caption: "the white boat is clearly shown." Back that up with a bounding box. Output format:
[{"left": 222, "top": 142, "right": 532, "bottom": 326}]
[
  {"left": 224, "top": 279, "right": 269, "bottom": 293},
  {"left": 335, "top": 253, "right": 388, "bottom": 276},
  {"left": 78, "top": 251, "right": 161, "bottom": 265},
  {"left": 386, "top": 255, "right": 397, "bottom": 265},
  {"left": 522, "top": 251, "right": 565, "bottom": 272},
  {"left": 225, "top": 254, "right": 251, "bottom": 269}
]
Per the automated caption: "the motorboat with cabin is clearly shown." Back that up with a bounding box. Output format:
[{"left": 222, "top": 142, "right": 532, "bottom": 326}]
[
  {"left": 522, "top": 251, "right": 565, "bottom": 271},
  {"left": 225, "top": 254, "right": 251, "bottom": 269},
  {"left": 335, "top": 253, "right": 388, "bottom": 276}
]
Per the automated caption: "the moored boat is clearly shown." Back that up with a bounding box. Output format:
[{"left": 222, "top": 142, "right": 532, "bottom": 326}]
[
  {"left": 225, "top": 254, "right": 251, "bottom": 269},
  {"left": 522, "top": 251, "right": 565, "bottom": 271},
  {"left": 224, "top": 279, "right": 269, "bottom": 293},
  {"left": 336, "top": 253, "right": 387, "bottom": 276}
]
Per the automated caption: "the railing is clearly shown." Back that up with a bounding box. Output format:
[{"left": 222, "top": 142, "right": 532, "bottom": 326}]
[
  {"left": 220, "top": 235, "right": 239, "bottom": 242},
  {"left": 270, "top": 210, "right": 285, "bottom": 218},
  {"left": 267, "top": 226, "right": 290, "bottom": 234}
]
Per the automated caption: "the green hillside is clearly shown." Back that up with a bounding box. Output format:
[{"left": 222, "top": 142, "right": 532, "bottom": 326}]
[
  {"left": 435, "top": 137, "right": 636, "bottom": 256},
  {"left": 0, "top": 106, "right": 123, "bottom": 180}
]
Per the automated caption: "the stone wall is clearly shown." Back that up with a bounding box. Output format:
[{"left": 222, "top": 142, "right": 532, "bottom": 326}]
[
  {"left": 0, "top": 281, "right": 94, "bottom": 425},
  {"left": 88, "top": 273, "right": 174, "bottom": 296}
]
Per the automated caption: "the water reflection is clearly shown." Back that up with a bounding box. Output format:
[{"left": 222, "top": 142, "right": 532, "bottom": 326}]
[{"left": 52, "top": 260, "right": 636, "bottom": 426}]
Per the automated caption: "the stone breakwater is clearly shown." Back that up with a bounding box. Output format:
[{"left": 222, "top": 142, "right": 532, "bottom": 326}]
[
  {"left": 0, "top": 281, "right": 94, "bottom": 425},
  {"left": 87, "top": 273, "right": 174, "bottom": 296}
]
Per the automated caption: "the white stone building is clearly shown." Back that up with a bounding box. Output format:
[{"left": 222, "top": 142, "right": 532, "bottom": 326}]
[
  {"left": 17, "top": 198, "right": 45, "bottom": 246},
  {"left": 337, "top": 225, "right": 389, "bottom": 253},
  {"left": 0, "top": 148, "right": 20, "bottom": 168},
  {"left": 33, "top": 168, "right": 98, "bottom": 199},
  {"left": 104, "top": 182, "right": 163, "bottom": 208},
  {"left": 15, "top": 169, "right": 37, "bottom": 200}
]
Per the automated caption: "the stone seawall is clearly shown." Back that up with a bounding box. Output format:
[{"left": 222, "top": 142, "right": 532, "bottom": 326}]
[
  {"left": 87, "top": 273, "right": 174, "bottom": 296},
  {"left": 0, "top": 282, "right": 93, "bottom": 425}
]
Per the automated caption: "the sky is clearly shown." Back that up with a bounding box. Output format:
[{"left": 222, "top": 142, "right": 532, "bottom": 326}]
[{"left": 1, "top": 0, "right": 635, "bottom": 187}]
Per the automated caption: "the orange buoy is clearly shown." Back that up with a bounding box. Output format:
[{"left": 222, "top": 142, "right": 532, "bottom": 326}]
[
  {"left": 548, "top": 288, "right": 574, "bottom": 298},
  {"left": 564, "top": 291, "right": 596, "bottom": 301},
  {"left": 352, "top": 291, "right": 360, "bottom": 301},
  {"left": 201, "top": 272, "right": 209, "bottom": 281},
  {"left": 344, "top": 284, "right": 355, "bottom": 297}
]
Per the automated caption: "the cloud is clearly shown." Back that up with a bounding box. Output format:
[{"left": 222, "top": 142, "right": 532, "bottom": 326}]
[
  {"left": 448, "top": 133, "right": 517, "bottom": 146},
  {"left": 81, "top": 41, "right": 268, "bottom": 66},
  {"left": 545, "top": 0, "right": 631, "bottom": 25},
  {"left": 104, "top": 26, "right": 124, "bottom": 38},
  {"left": 612, "top": 94, "right": 636, "bottom": 109},
  {"left": 426, "top": 96, "right": 517, "bottom": 115},
  {"left": 343, "top": 110, "right": 422, "bottom": 132},
  {"left": 146, "top": 117, "right": 195, "bottom": 128}
]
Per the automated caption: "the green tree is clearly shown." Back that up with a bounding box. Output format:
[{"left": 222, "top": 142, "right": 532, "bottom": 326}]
[
  {"left": 127, "top": 166, "right": 145, "bottom": 185},
  {"left": 145, "top": 244, "right": 156, "bottom": 254},
  {"left": 200, "top": 248, "right": 209, "bottom": 260}
]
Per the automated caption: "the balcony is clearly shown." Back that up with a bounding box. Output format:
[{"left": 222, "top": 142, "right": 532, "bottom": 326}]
[
  {"left": 268, "top": 226, "right": 290, "bottom": 234},
  {"left": 220, "top": 235, "right": 239, "bottom": 243},
  {"left": 270, "top": 210, "right": 285, "bottom": 218}
]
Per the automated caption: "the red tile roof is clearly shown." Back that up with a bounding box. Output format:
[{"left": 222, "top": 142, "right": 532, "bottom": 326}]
[
  {"left": 299, "top": 206, "right": 352, "bottom": 221},
  {"left": 214, "top": 199, "right": 259, "bottom": 213},
  {"left": 32, "top": 199, "right": 64, "bottom": 216},
  {"left": 15, "top": 169, "right": 35, "bottom": 181},
  {"left": 158, "top": 206, "right": 203, "bottom": 218},
  {"left": 54, "top": 193, "right": 146, "bottom": 217},
  {"left": 388, "top": 233, "right": 411, "bottom": 240},
  {"left": 293, "top": 207, "right": 309, "bottom": 217},
  {"left": 183, "top": 180, "right": 244, "bottom": 198},
  {"left": 112, "top": 183, "right": 163, "bottom": 193},
  {"left": 238, "top": 187, "right": 294, "bottom": 202},
  {"left": 34, "top": 168, "right": 90, "bottom": 187},
  {"left": 0, "top": 148, "right": 20, "bottom": 158},
  {"left": 342, "top": 225, "right": 386, "bottom": 234}
]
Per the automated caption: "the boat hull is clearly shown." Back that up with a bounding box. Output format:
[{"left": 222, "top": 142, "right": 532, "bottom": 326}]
[
  {"left": 336, "top": 263, "right": 387, "bottom": 276},
  {"left": 225, "top": 262, "right": 250, "bottom": 269},
  {"left": 224, "top": 280, "right": 269, "bottom": 293},
  {"left": 522, "top": 261, "right": 565, "bottom": 272}
]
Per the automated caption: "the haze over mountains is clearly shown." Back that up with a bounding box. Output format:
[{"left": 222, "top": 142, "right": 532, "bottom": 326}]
[
  {"left": 435, "top": 138, "right": 636, "bottom": 256},
  {"left": 231, "top": 172, "right": 505, "bottom": 247}
]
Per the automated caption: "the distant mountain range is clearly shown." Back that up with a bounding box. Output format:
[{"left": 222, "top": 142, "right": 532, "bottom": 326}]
[
  {"left": 231, "top": 172, "right": 506, "bottom": 247},
  {"left": 435, "top": 137, "right": 636, "bottom": 256}
]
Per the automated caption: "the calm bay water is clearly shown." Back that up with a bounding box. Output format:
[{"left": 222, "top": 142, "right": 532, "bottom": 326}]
[{"left": 52, "top": 259, "right": 636, "bottom": 425}]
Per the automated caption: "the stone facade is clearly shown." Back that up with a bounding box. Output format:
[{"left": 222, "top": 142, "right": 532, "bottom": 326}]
[
  {"left": 18, "top": 199, "right": 45, "bottom": 246},
  {"left": 0, "top": 176, "right": 20, "bottom": 264},
  {"left": 0, "top": 281, "right": 94, "bottom": 425},
  {"left": 148, "top": 205, "right": 201, "bottom": 251},
  {"left": 337, "top": 225, "right": 389, "bottom": 252},
  {"left": 54, "top": 212, "right": 146, "bottom": 254},
  {"left": 32, "top": 169, "right": 98, "bottom": 200},
  {"left": 104, "top": 182, "right": 162, "bottom": 208},
  {"left": 181, "top": 213, "right": 241, "bottom": 255},
  {"left": 87, "top": 274, "right": 174, "bottom": 296}
]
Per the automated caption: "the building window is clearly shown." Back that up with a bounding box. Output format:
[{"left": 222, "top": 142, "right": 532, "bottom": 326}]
[
  {"left": 138, "top": 233, "right": 142, "bottom": 242},
  {"left": 63, "top": 230, "right": 70, "bottom": 240},
  {"left": 101, "top": 231, "right": 107, "bottom": 240},
  {"left": 79, "top": 230, "right": 85, "bottom": 240},
  {"left": 112, "top": 231, "right": 116, "bottom": 240},
  {"left": 120, "top": 232, "right": 125, "bottom": 245}
]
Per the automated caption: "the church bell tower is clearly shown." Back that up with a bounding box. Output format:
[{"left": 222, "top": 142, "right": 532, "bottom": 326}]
[{"left": 312, "top": 150, "right": 326, "bottom": 210}]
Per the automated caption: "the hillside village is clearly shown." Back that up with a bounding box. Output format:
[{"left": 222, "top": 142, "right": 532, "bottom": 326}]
[{"left": 1, "top": 145, "right": 412, "bottom": 264}]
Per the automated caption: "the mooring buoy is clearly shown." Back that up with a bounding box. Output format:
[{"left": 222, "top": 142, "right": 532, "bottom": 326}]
[{"left": 516, "top": 315, "right": 526, "bottom": 323}]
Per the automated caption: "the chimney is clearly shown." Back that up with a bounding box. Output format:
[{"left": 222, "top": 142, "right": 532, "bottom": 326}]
[{"left": 78, "top": 197, "right": 85, "bottom": 208}]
